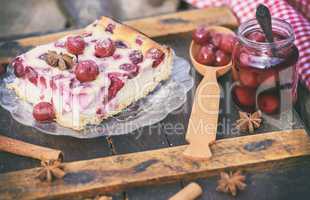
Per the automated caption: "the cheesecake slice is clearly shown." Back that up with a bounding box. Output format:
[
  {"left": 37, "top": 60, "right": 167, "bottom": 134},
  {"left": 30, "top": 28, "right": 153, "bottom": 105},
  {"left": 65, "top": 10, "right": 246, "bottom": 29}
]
[{"left": 8, "top": 16, "right": 173, "bottom": 130}]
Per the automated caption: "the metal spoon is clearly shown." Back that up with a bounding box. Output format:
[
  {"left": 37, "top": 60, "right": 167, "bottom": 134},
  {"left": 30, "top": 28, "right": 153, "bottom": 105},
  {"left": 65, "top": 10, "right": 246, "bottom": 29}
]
[
  {"left": 256, "top": 4, "right": 277, "bottom": 56},
  {"left": 256, "top": 4, "right": 274, "bottom": 43}
]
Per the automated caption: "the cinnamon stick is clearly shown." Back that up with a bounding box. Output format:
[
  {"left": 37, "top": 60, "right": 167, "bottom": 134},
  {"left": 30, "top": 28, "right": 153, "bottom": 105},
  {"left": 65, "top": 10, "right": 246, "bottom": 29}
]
[
  {"left": 0, "top": 135, "right": 63, "bottom": 161},
  {"left": 169, "top": 182, "right": 203, "bottom": 200}
]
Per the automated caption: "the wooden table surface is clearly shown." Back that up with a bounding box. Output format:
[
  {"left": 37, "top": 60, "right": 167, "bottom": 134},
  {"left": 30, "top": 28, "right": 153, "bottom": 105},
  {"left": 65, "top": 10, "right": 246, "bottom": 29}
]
[{"left": 0, "top": 32, "right": 310, "bottom": 200}]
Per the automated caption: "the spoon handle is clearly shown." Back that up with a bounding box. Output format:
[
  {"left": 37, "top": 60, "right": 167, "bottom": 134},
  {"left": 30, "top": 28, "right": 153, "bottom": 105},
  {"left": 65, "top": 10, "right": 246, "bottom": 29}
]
[
  {"left": 184, "top": 70, "right": 220, "bottom": 159},
  {"left": 256, "top": 4, "right": 274, "bottom": 43}
]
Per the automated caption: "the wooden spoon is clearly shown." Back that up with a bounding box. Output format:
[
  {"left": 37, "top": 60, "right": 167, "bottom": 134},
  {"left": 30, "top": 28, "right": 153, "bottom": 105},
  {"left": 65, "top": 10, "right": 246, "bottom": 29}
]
[{"left": 184, "top": 26, "right": 235, "bottom": 159}]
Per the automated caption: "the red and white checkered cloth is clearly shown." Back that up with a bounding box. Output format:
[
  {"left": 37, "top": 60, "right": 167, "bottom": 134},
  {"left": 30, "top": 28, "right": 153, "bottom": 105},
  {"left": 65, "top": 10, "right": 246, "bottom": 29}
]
[
  {"left": 186, "top": 0, "right": 310, "bottom": 90},
  {"left": 287, "top": 0, "right": 310, "bottom": 21}
]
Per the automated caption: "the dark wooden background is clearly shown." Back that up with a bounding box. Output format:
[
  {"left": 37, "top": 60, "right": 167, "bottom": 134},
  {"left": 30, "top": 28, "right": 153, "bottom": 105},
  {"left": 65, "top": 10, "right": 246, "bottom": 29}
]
[{"left": 0, "top": 31, "right": 310, "bottom": 200}]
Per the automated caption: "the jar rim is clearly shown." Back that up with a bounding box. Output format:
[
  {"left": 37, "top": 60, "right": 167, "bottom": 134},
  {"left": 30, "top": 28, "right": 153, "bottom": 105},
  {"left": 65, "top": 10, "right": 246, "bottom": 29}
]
[{"left": 237, "top": 18, "right": 295, "bottom": 50}]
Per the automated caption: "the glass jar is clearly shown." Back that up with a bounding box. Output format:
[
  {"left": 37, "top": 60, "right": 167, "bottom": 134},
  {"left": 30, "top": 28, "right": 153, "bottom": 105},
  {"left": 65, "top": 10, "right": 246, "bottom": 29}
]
[{"left": 231, "top": 18, "right": 299, "bottom": 115}]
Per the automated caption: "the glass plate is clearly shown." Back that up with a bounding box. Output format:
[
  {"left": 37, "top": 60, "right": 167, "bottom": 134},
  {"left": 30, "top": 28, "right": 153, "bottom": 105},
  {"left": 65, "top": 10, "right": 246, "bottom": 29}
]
[{"left": 0, "top": 55, "right": 193, "bottom": 138}]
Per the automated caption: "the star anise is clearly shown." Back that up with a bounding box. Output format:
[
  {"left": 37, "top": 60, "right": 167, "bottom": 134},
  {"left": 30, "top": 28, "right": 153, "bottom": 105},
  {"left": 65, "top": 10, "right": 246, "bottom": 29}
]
[
  {"left": 216, "top": 171, "right": 246, "bottom": 196},
  {"left": 236, "top": 111, "right": 262, "bottom": 133},
  {"left": 45, "top": 50, "right": 74, "bottom": 70},
  {"left": 36, "top": 159, "right": 65, "bottom": 182}
]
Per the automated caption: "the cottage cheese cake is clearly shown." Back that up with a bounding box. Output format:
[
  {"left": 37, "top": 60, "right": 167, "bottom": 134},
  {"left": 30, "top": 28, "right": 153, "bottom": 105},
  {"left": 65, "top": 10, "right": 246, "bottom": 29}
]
[{"left": 8, "top": 17, "right": 173, "bottom": 130}]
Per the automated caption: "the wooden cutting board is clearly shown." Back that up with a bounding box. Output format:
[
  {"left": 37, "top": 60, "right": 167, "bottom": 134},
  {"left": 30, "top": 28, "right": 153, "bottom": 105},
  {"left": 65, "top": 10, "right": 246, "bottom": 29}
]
[{"left": 1, "top": 7, "right": 310, "bottom": 200}]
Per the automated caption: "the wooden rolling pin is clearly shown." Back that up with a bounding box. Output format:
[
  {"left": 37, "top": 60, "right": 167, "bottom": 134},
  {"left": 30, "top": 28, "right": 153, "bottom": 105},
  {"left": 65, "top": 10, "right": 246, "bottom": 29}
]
[
  {"left": 0, "top": 135, "right": 63, "bottom": 161},
  {"left": 169, "top": 182, "right": 203, "bottom": 200}
]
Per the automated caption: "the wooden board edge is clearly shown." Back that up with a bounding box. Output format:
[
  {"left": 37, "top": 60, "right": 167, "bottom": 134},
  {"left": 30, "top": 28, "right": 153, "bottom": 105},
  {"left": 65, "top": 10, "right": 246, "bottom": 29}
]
[
  {"left": 0, "top": 129, "right": 309, "bottom": 200},
  {"left": 16, "top": 7, "right": 238, "bottom": 47}
]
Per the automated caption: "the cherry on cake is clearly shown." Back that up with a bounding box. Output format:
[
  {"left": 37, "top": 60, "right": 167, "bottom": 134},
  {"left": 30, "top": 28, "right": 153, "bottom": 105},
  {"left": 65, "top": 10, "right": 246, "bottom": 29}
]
[{"left": 8, "top": 17, "right": 173, "bottom": 130}]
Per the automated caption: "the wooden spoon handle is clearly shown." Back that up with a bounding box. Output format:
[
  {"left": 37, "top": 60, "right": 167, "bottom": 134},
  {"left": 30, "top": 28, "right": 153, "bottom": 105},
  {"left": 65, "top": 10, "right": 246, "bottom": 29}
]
[{"left": 184, "top": 70, "right": 220, "bottom": 159}]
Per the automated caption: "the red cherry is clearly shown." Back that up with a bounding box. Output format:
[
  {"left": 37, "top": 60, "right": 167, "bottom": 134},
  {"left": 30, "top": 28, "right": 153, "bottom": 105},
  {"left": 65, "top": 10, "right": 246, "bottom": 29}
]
[
  {"left": 247, "top": 32, "right": 266, "bottom": 42},
  {"left": 39, "top": 77, "right": 47, "bottom": 88},
  {"left": 196, "top": 46, "right": 215, "bottom": 65},
  {"left": 210, "top": 32, "right": 222, "bottom": 47},
  {"left": 108, "top": 73, "right": 124, "bottom": 100},
  {"left": 258, "top": 93, "right": 279, "bottom": 114},
  {"left": 239, "top": 69, "right": 258, "bottom": 88},
  {"left": 233, "top": 86, "right": 256, "bottom": 107},
  {"left": 66, "top": 36, "right": 85, "bottom": 55},
  {"left": 12, "top": 57, "right": 25, "bottom": 77},
  {"left": 25, "top": 67, "right": 38, "bottom": 85},
  {"left": 119, "top": 63, "right": 139, "bottom": 79},
  {"left": 129, "top": 50, "right": 143, "bottom": 64},
  {"left": 215, "top": 50, "right": 230, "bottom": 66},
  {"left": 192, "top": 26, "right": 210, "bottom": 44},
  {"left": 219, "top": 34, "right": 237, "bottom": 54},
  {"left": 33, "top": 102, "right": 55, "bottom": 122},
  {"left": 146, "top": 48, "right": 165, "bottom": 68},
  {"left": 95, "top": 39, "right": 115, "bottom": 58},
  {"left": 75, "top": 60, "right": 99, "bottom": 82},
  {"left": 257, "top": 69, "right": 278, "bottom": 86},
  {"left": 272, "top": 31, "right": 286, "bottom": 41},
  {"left": 239, "top": 52, "right": 252, "bottom": 68},
  {"left": 205, "top": 43, "right": 217, "bottom": 52},
  {"left": 273, "top": 32, "right": 286, "bottom": 41}
]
